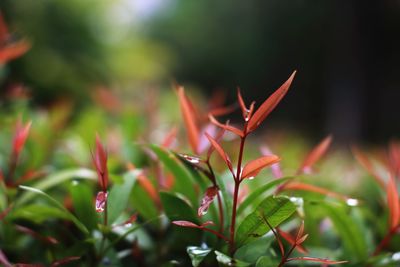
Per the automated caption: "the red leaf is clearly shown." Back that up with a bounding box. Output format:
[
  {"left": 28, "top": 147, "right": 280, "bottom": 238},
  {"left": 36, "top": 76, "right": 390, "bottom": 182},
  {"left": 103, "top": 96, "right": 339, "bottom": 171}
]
[
  {"left": 351, "top": 146, "right": 385, "bottom": 188},
  {"left": 15, "top": 225, "right": 59, "bottom": 245},
  {"left": 0, "top": 249, "right": 12, "bottom": 267},
  {"left": 241, "top": 155, "right": 280, "bottom": 180},
  {"left": 172, "top": 220, "right": 201, "bottom": 228},
  {"left": 0, "top": 40, "right": 30, "bottom": 64},
  {"left": 247, "top": 71, "right": 296, "bottom": 132},
  {"left": 281, "top": 182, "right": 348, "bottom": 201},
  {"left": 387, "top": 175, "right": 400, "bottom": 229},
  {"left": 51, "top": 256, "right": 80, "bottom": 267},
  {"left": 161, "top": 127, "right": 177, "bottom": 148},
  {"left": 137, "top": 173, "right": 160, "bottom": 206},
  {"left": 389, "top": 141, "right": 400, "bottom": 178},
  {"left": 177, "top": 86, "right": 200, "bottom": 153},
  {"left": 260, "top": 146, "right": 283, "bottom": 178},
  {"left": 198, "top": 186, "right": 219, "bottom": 216},
  {"left": 208, "top": 114, "right": 243, "bottom": 137},
  {"left": 12, "top": 119, "right": 31, "bottom": 156},
  {"left": 299, "top": 135, "right": 332, "bottom": 174},
  {"left": 93, "top": 134, "right": 108, "bottom": 191},
  {"left": 95, "top": 191, "right": 108, "bottom": 213},
  {"left": 286, "top": 257, "right": 347, "bottom": 265},
  {"left": 205, "top": 133, "right": 234, "bottom": 174},
  {"left": 277, "top": 229, "right": 308, "bottom": 254},
  {"left": 206, "top": 125, "right": 225, "bottom": 160}
]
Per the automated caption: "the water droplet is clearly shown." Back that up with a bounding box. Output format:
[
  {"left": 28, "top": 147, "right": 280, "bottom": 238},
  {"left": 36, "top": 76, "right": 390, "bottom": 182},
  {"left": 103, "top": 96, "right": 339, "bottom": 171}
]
[
  {"left": 247, "top": 176, "right": 255, "bottom": 180},
  {"left": 180, "top": 154, "right": 201, "bottom": 164},
  {"left": 346, "top": 198, "right": 359, "bottom": 206},
  {"left": 392, "top": 252, "right": 400, "bottom": 261},
  {"left": 95, "top": 191, "right": 108, "bottom": 213}
]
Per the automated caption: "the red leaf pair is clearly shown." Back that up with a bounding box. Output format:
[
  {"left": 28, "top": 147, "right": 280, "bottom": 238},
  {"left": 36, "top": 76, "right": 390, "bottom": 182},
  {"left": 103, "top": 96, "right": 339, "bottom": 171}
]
[
  {"left": 93, "top": 134, "right": 109, "bottom": 191},
  {"left": 387, "top": 175, "right": 400, "bottom": 230},
  {"left": 198, "top": 186, "right": 219, "bottom": 216}
]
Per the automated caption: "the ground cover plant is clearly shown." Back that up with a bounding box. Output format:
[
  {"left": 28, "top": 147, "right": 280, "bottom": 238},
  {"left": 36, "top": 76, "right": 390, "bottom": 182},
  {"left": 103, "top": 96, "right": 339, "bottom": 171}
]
[{"left": 0, "top": 12, "right": 400, "bottom": 267}]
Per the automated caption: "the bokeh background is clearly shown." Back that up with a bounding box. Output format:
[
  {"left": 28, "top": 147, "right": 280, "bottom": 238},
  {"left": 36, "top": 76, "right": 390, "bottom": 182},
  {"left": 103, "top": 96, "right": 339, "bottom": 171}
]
[{"left": 1, "top": 0, "right": 399, "bottom": 144}]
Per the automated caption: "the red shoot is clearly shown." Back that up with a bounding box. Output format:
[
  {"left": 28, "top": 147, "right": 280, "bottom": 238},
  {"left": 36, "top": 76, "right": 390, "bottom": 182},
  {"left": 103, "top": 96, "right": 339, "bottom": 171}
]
[
  {"left": 12, "top": 120, "right": 31, "bottom": 157},
  {"left": 93, "top": 134, "right": 109, "bottom": 191},
  {"left": 205, "top": 133, "right": 234, "bottom": 175},
  {"left": 387, "top": 175, "right": 400, "bottom": 229},
  {"left": 299, "top": 135, "right": 332, "bottom": 174}
]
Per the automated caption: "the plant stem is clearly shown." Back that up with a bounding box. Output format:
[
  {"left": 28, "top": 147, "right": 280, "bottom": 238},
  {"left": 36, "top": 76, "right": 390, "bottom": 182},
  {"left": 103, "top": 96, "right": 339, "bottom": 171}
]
[
  {"left": 278, "top": 243, "right": 296, "bottom": 267},
  {"left": 372, "top": 226, "right": 399, "bottom": 256},
  {"left": 229, "top": 131, "right": 247, "bottom": 254},
  {"left": 207, "top": 160, "right": 224, "bottom": 233}
]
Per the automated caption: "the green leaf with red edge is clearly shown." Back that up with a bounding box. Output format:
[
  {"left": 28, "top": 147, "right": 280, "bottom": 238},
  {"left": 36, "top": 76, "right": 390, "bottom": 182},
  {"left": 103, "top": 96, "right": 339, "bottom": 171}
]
[
  {"left": 241, "top": 155, "right": 280, "bottom": 180},
  {"left": 205, "top": 133, "right": 234, "bottom": 175},
  {"left": 387, "top": 176, "right": 400, "bottom": 229},
  {"left": 247, "top": 71, "right": 296, "bottom": 132},
  {"left": 177, "top": 85, "right": 200, "bottom": 153},
  {"left": 299, "top": 135, "right": 332, "bottom": 173},
  {"left": 236, "top": 196, "right": 296, "bottom": 246}
]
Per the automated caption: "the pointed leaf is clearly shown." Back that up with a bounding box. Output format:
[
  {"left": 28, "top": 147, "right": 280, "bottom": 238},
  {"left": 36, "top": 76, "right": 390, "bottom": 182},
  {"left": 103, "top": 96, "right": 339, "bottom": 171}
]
[
  {"left": 12, "top": 120, "right": 31, "bottom": 156},
  {"left": 177, "top": 86, "right": 200, "bottom": 153},
  {"left": 15, "top": 225, "right": 59, "bottom": 245},
  {"left": 241, "top": 155, "right": 280, "bottom": 180},
  {"left": 286, "top": 257, "right": 347, "bottom": 264},
  {"left": 0, "top": 40, "right": 30, "bottom": 64},
  {"left": 198, "top": 186, "right": 219, "bottom": 217},
  {"left": 205, "top": 133, "right": 234, "bottom": 174},
  {"left": 237, "top": 88, "right": 248, "bottom": 120},
  {"left": 137, "top": 172, "right": 159, "bottom": 205},
  {"left": 277, "top": 229, "right": 308, "bottom": 254},
  {"left": 209, "top": 114, "right": 243, "bottom": 137},
  {"left": 351, "top": 146, "right": 385, "bottom": 188},
  {"left": 387, "top": 176, "right": 400, "bottom": 229},
  {"left": 299, "top": 135, "right": 332, "bottom": 173},
  {"left": 247, "top": 71, "right": 296, "bottom": 132},
  {"left": 236, "top": 196, "right": 296, "bottom": 246},
  {"left": 172, "top": 220, "right": 201, "bottom": 228},
  {"left": 94, "top": 134, "right": 108, "bottom": 190},
  {"left": 281, "top": 182, "right": 349, "bottom": 201}
]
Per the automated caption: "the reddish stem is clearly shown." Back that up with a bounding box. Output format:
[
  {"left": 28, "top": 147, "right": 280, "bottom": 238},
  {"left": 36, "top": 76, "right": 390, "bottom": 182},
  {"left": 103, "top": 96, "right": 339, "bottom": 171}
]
[
  {"left": 373, "top": 226, "right": 399, "bottom": 256},
  {"left": 202, "top": 227, "right": 230, "bottom": 242}
]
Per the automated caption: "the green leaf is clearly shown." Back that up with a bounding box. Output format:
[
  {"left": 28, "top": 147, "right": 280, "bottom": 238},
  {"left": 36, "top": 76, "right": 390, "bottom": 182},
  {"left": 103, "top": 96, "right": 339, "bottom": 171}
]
[
  {"left": 18, "top": 185, "right": 89, "bottom": 235},
  {"left": 321, "top": 202, "right": 368, "bottom": 262},
  {"left": 237, "top": 177, "right": 293, "bottom": 215},
  {"left": 159, "top": 191, "right": 198, "bottom": 223},
  {"left": 236, "top": 196, "right": 296, "bottom": 247},
  {"left": 255, "top": 256, "right": 279, "bottom": 267},
  {"left": 9, "top": 204, "right": 70, "bottom": 224},
  {"left": 69, "top": 181, "right": 98, "bottom": 231},
  {"left": 131, "top": 182, "right": 160, "bottom": 223},
  {"left": 107, "top": 170, "right": 137, "bottom": 224},
  {"left": 149, "top": 145, "right": 197, "bottom": 205},
  {"left": 17, "top": 168, "right": 96, "bottom": 206},
  {"left": 187, "top": 246, "right": 212, "bottom": 267},
  {"left": 215, "top": 250, "right": 250, "bottom": 267},
  {"left": 234, "top": 237, "right": 273, "bottom": 263}
]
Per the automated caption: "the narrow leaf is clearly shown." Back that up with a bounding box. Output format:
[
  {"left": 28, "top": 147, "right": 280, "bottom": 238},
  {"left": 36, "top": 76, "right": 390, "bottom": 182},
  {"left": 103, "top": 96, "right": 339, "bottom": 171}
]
[
  {"left": 247, "top": 71, "right": 296, "bottom": 132},
  {"left": 177, "top": 86, "right": 200, "bottom": 153},
  {"left": 209, "top": 114, "right": 243, "bottom": 137},
  {"left": 94, "top": 134, "right": 108, "bottom": 191},
  {"left": 277, "top": 229, "right": 308, "bottom": 254},
  {"left": 286, "top": 257, "right": 347, "bottom": 264},
  {"left": 0, "top": 40, "right": 30, "bottom": 64},
  {"left": 205, "top": 133, "right": 234, "bottom": 175},
  {"left": 241, "top": 155, "right": 280, "bottom": 180},
  {"left": 51, "top": 256, "right": 81, "bottom": 267},
  {"left": 15, "top": 225, "right": 59, "bottom": 245},
  {"left": 281, "top": 182, "right": 349, "bottom": 201},
  {"left": 237, "top": 88, "right": 248, "bottom": 120},
  {"left": 299, "top": 135, "right": 332, "bottom": 173},
  {"left": 198, "top": 186, "right": 219, "bottom": 217},
  {"left": 387, "top": 175, "right": 400, "bottom": 229},
  {"left": 351, "top": 146, "right": 385, "bottom": 188}
]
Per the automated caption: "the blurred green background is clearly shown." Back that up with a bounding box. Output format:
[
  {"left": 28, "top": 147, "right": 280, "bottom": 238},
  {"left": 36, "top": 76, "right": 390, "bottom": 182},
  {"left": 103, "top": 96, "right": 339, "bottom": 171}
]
[{"left": 0, "top": 0, "right": 399, "bottom": 143}]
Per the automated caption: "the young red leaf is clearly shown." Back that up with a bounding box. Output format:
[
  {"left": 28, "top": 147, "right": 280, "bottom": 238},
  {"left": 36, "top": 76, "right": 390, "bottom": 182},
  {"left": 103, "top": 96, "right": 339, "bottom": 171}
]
[
  {"left": 241, "top": 155, "right": 280, "bottom": 180},
  {"left": 177, "top": 86, "right": 200, "bottom": 153},
  {"left": 198, "top": 186, "right": 219, "bottom": 216},
  {"left": 0, "top": 40, "right": 30, "bottom": 64},
  {"left": 389, "top": 141, "right": 400, "bottom": 178},
  {"left": 172, "top": 220, "right": 214, "bottom": 229},
  {"left": 205, "top": 132, "right": 234, "bottom": 175},
  {"left": 161, "top": 127, "right": 177, "bottom": 148},
  {"left": 95, "top": 191, "right": 108, "bottom": 213},
  {"left": 277, "top": 229, "right": 308, "bottom": 254},
  {"left": 93, "top": 134, "right": 108, "bottom": 191},
  {"left": 51, "top": 256, "right": 80, "bottom": 267},
  {"left": 208, "top": 114, "right": 243, "bottom": 137},
  {"left": 12, "top": 120, "right": 31, "bottom": 156},
  {"left": 137, "top": 173, "right": 160, "bottom": 206},
  {"left": 237, "top": 88, "right": 248, "bottom": 119},
  {"left": 260, "top": 146, "right": 283, "bottom": 178},
  {"left": 0, "top": 249, "right": 12, "bottom": 267},
  {"left": 351, "top": 146, "right": 385, "bottom": 188},
  {"left": 247, "top": 71, "right": 296, "bottom": 132},
  {"left": 281, "top": 182, "right": 348, "bottom": 201},
  {"left": 205, "top": 125, "right": 224, "bottom": 160},
  {"left": 286, "top": 257, "right": 347, "bottom": 265},
  {"left": 15, "top": 225, "right": 59, "bottom": 245},
  {"left": 299, "top": 135, "right": 332, "bottom": 174},
  {"left": 387, "top": 175, "right": 400, "bottom": 229}
]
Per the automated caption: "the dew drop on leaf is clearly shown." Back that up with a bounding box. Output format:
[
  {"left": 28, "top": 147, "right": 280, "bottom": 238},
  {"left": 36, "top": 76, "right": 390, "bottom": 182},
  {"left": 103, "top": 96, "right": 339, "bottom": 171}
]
[{"left": 95, "top": 191, "right": 108, "bottom": 213}]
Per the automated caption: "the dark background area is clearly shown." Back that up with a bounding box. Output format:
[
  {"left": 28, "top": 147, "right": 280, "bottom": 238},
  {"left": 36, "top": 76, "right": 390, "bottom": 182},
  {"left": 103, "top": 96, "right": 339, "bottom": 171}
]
[{"left": 1, "top": 0, "right": 399, "bottom": 144}]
